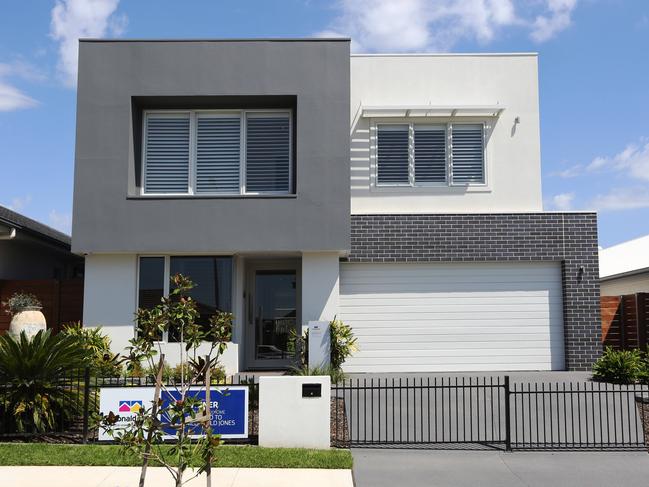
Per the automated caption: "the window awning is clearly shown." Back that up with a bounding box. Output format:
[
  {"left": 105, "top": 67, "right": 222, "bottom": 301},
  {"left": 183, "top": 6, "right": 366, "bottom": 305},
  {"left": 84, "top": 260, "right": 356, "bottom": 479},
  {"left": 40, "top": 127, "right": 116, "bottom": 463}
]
[{"left": 361, "top": 105, "right": 504, "bottom": 118}]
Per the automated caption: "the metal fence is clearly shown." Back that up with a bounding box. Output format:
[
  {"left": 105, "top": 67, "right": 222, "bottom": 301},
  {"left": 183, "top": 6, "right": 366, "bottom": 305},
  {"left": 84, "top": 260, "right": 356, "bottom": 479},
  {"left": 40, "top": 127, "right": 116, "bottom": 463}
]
[
  {"left": 331, "top": 377, "right": 649, "bottom": 451},
  {"left": 0, "top": 369, "right": 260, "bottom": 444},
  {"left": 2, "top": 371, "right": 648, "bottom": 451}
]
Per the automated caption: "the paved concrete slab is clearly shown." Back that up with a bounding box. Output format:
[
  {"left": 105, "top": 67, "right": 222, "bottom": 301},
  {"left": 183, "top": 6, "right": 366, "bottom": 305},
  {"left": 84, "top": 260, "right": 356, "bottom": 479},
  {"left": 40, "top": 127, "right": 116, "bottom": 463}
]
[
  {"left": 0, "top": 466, "right": 353, "bottom": 487},
  {"left": 352, "top": 449, "right": 649, "bottom": 487}
]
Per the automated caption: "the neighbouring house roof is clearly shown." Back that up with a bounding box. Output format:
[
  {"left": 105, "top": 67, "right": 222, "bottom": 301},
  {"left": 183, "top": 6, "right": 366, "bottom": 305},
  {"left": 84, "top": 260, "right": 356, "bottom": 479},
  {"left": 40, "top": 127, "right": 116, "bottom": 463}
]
[
  {"left": 0, "top": 205, "right": 71, "bottom": 248},
  {"left": 599, "top": 234, "right": 649, "bottom": 280}
]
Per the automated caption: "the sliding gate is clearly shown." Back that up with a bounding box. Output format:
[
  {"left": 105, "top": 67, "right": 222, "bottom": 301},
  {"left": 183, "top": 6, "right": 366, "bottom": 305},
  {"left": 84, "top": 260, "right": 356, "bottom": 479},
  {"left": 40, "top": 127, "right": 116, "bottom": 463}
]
[{"left": 331, "top": 377, "right": 648, "bottom": 450}]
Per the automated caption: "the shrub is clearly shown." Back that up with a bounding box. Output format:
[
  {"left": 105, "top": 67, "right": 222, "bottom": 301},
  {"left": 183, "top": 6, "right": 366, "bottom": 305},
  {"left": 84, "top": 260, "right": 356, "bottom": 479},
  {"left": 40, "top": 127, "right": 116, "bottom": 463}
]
[
  {"left": 2, "top": 292, "right": 41, "bottom": 315},
  {"left": 592, "top": 347, "right": 642, "bottom": 384},
  {"left": 290, "top": 364, "right": 347, "bottom": 384},
  {"left": 288, "top": 317, "right": 357, "bottom": 383},
  {"left": 60, "top": 322, "right": 122, "bottom": 377},
  {"left": 0, "top": 330, "right": 87, "bottom": 433},
  {"left": 329, "top": 318, "right": 358, "bottom": 372}
]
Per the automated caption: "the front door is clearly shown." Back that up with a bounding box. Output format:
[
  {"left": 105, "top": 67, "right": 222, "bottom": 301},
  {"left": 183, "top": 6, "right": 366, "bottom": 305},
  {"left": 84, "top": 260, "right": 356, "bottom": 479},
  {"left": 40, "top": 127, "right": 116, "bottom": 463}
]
[{"left": 245, "top": 261, "right": 300, "bottom": 369}]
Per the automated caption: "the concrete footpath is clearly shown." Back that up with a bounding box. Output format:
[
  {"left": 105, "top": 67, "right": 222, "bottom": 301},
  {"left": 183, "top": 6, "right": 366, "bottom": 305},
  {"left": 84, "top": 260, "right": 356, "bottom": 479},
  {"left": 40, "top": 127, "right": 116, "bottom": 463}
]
[
  {"left": 0, "top": 466, "right": 353, "bottom": 487},
  {"left": 353, "top": 449, "right": 649, "bottom": 487}
]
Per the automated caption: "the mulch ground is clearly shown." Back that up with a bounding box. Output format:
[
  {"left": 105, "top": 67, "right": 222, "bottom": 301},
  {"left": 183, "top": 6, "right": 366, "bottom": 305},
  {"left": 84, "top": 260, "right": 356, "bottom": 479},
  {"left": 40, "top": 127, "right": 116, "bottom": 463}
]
[{"left": 636, "top": 399, "right": 649, "bottom": 453}]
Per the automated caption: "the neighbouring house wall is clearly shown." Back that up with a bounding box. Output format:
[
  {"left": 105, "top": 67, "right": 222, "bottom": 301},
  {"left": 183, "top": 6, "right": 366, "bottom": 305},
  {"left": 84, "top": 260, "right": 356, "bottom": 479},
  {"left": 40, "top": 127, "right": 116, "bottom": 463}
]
[
  {"left": 0, "top": 232, "right": 83, "bottom": 280},
  {"left": 301, "top": 252, "right": 340, "bottom": 327},
  {"left": 350, "top": 54, "right": 542, "bottom": 214},
  {"left": 601, "top": 272, "right": 649, "bottom": 296},
  {"left": 346, "top": 212, "right": 601, "bottom": 371},
  {"left": 73, "top": 40, "right": 351, "bottom": 255}
]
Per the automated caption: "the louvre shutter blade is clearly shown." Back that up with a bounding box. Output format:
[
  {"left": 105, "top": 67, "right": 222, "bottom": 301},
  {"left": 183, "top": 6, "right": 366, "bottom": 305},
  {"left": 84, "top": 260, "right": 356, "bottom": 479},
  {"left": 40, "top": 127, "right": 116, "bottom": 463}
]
[
  {"left": 414, "top": 126, "right": 446, "bottom": 183},
  {"left": 245, "top": 115, "right": 291, "bottom": 193},
  {"left": 196, "top": 116, "right": 241, "bottom": 194},
  {"left": 144, "top": 115, "right": 190, "bottom": 194},
  {"left": 451, "top": 124, "right": 484, "bottom": 184},
  {"left": 377, "top": 125, "right": 409, "bottom": 184}
]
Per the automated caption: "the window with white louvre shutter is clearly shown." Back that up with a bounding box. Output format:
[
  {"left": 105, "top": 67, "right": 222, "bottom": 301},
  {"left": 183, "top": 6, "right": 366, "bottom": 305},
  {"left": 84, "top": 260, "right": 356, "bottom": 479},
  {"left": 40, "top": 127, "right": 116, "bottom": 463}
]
[
  {"left": 377, "top": 125, "right": 409, "bottom": 185},
  {"left": 144, "top": 114, "right": 190, "bottom": 194},
  {"left": 373, "top": 121, "right": 486, "bottom": 188},
  {"left": 196, "top": 115, "right": 241, "bottom": 194},
  {"left": 245, "top": 114, "right": 291, "bottom": 193},
  {"left": 141, "top": 110, "right": 293, "bottom": 196},
  {"left": 451, "top": 124, "right": 484, "bottom": 184},
  {"left": 414, "top": 125, "right": 447, "bottom": 183}
]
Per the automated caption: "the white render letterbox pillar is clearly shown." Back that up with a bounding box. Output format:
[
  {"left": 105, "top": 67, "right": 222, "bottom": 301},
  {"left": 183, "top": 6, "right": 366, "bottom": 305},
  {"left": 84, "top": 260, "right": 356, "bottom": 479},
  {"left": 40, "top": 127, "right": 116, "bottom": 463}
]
[
  {"left": 308, "top": 320, "right": 330, "bottom": 370},
  {"left": 258, "top": 376, "right": 331, "bottom": 449}
]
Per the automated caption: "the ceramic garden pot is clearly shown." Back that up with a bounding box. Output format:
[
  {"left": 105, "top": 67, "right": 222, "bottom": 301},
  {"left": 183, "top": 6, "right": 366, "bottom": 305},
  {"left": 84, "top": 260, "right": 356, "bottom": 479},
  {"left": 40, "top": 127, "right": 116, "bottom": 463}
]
[{"left": 9, "top": 306, "right": 47, "bottom": 339}]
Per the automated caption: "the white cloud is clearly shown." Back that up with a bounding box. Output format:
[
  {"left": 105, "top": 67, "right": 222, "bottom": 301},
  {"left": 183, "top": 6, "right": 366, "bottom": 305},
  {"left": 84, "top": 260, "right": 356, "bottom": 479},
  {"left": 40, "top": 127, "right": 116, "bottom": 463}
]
[
  {"left": 591, "top": 187, "right": 649, "bottom": 211},
  {"left": 550, "top": 192, "right": 575, "bottom": 210},
  {"left": 3, "top": 195, "right": 32, "bottom": 212},
  {"left": 587, "top": 139, "right": 649, "bottom": 182},
  {"left": 0, "top": 81, "right": 38, "bottom": 111},
  {"left": 530, "top": 0, "right": 578, "bottom": 42},
  {"left": 0, "top": 61, "right": 41, "bottom": 112},
  {"left": 320, "top": 0, "right": 577, "bottom": 52},
  {"left": 551, "top": 164, "right": 583, "bottom": 178},
  {"left": 48, "top": 209, "right": 73, "bottom": 234},
  {"left": 50, "top": 0, "right": 126, "bottom": 87}
]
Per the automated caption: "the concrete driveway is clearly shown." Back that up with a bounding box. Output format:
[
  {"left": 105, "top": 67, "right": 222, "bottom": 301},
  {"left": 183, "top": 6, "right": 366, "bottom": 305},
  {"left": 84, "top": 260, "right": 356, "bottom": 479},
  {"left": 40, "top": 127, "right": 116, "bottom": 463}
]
[{"left": 352, "top": 449, "right": 649, "bottom": 487}]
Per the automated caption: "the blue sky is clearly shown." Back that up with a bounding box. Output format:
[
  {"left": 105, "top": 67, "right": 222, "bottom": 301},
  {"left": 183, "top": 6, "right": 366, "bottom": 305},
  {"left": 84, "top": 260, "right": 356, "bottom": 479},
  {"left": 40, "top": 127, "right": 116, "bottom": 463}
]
[{"left": 0, "top": 0, "right": 648, "bottom": 247}]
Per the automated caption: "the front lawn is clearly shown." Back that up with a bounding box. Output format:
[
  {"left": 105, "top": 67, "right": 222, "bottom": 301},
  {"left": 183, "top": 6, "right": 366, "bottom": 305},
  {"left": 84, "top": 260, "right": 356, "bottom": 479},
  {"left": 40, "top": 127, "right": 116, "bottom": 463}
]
[{"left": 0, "top": 443, "right": 352, "bottom": 469}]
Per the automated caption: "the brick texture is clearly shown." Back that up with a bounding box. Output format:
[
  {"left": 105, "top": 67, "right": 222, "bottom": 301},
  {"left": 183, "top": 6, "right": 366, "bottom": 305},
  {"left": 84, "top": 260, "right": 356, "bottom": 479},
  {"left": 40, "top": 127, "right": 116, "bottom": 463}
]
[{"left": 346, "top": 213, "right": 601, "bottom": 371}]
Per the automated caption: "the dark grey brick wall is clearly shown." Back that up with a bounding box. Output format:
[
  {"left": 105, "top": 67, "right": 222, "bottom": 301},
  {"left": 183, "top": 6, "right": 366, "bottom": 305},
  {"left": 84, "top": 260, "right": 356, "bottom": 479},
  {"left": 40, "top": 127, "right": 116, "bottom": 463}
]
[{"left": 346, "top": 213, "right": 600, "bottom": 371}]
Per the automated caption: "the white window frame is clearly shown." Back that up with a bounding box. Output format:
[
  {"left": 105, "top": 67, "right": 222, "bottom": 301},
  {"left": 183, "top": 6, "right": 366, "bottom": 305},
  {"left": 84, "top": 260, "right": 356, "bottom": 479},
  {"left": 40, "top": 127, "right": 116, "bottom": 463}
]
[
  {"left": 372, "top": 119, "right": 488, "bottom": 189},
  {"left": 135, "top": 255, "right": 235, "bottom": 343},
  {"left": 141, "top": 109, "right": 293, "bottom": 197}
]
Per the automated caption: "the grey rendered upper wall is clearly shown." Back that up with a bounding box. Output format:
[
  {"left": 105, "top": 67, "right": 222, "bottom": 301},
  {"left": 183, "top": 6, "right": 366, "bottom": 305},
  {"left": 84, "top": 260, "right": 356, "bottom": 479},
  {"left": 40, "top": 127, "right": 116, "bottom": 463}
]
[{"left": 72, "top": 40, "right": 350, "bottom": 254}]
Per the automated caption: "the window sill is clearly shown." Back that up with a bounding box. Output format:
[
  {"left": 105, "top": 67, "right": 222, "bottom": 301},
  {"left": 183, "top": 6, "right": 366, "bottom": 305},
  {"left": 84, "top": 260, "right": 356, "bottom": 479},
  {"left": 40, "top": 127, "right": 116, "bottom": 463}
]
[
  {"left": 127, "top": 194, "right": 298, "bottom": 200},
  {"left": 370, "top": 184, "right": 491, "bottom": 194}
]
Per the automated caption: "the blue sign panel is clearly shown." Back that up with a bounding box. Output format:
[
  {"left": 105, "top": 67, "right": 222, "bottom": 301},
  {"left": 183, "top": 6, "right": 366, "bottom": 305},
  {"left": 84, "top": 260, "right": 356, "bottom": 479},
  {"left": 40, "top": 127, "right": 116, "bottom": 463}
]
[{"left": 161, "top": 386, "right": 249, "bottom": 439}]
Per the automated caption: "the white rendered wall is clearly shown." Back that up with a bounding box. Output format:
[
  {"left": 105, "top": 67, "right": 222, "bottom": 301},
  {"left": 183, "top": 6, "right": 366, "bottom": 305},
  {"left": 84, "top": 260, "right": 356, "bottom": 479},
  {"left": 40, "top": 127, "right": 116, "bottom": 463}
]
[
  {"left": 259, "top": 376, "right": 331, "bottom": 449},
  {"left": 83, "top": 254, "right": 138, "bottom": 353},
  {"left": 83, "top": 253, "right": 239, "bottom": 375},
  {"left": 350, "top": 54, "right": 542, "bottom": 213},
  {"left": 301, "top": 252, "right": 340, "bottom": 326}
]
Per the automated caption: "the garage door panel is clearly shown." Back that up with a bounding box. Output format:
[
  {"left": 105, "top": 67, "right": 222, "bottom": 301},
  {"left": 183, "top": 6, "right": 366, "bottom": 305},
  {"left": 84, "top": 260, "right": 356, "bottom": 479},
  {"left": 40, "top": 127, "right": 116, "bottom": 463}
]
[{"left": 340, "top": 262, "right": 565, "bottom": 372}]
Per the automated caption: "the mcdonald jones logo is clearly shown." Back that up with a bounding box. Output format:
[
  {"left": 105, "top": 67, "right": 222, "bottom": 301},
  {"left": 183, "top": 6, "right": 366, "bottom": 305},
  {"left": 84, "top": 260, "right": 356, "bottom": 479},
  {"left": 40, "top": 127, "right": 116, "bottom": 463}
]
[{"left": 118, "top": 400, "right": 143, "bottom": 413}]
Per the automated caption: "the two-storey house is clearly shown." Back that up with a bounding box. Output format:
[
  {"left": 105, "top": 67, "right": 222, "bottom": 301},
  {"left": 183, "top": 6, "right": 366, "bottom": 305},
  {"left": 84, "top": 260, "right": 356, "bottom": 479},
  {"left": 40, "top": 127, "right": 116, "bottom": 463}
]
[{"left": 73, "top": 39, "right": 600, "bottom": 374}]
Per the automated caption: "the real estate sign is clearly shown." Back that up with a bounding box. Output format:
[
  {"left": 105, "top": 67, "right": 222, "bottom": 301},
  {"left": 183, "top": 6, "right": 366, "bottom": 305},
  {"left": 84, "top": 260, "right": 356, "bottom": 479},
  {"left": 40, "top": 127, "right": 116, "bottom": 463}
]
[{"left": 98, "top": 386, "right": 249, "bottom": 441}]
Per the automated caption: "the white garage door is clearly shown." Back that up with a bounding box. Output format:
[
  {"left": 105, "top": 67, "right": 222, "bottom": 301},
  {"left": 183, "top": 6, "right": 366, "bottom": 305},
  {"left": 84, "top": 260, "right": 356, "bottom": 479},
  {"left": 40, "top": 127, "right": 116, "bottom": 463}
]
[{"left": 339, "top": 262, "right": 564, "bottom": 373}]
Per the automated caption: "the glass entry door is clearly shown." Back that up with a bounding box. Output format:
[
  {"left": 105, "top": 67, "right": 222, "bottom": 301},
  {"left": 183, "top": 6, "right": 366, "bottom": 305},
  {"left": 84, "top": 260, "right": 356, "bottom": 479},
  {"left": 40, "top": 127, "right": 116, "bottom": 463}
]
[{"left": 246, "top": 262, "right": 300, "bottom": 369}]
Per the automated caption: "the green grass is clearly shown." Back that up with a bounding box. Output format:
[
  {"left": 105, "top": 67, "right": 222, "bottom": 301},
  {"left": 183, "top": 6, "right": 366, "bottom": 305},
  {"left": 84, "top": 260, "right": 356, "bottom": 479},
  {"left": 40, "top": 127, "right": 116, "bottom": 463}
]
[{"left": 0, "top": 443, "right": 352, "bottom": 469}]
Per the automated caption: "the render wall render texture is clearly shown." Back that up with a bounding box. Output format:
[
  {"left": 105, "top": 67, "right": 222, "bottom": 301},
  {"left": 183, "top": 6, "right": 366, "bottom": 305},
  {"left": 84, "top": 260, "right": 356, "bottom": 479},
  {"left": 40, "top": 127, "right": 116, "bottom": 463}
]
[
  {"left": 346, "top": 213, "right": 601, "bottom": 370},
  {"left": 72, "top": 40, "right": 350, "bottom": 254},
  {"left": 350, "top": 54, "right": 542, "bottom": 214}
]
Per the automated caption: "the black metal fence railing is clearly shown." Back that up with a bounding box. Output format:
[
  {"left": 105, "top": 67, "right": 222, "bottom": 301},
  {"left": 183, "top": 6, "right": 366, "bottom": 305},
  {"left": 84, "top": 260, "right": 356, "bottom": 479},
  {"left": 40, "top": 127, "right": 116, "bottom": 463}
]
[
  {"left": 331, "top": 377, "right": 508, "bottom": 448},
  {"left": 331, "top": 377, "right": 649, "bottom": 451},
  {"left": 2, "top": 371, "right": 648, "bottom": 451},
  {"left": 510, "top": 381, "right": 648, "bottom": 450},
  {"left": 0, "top": 369, "right": 260, "bottom": 444}
]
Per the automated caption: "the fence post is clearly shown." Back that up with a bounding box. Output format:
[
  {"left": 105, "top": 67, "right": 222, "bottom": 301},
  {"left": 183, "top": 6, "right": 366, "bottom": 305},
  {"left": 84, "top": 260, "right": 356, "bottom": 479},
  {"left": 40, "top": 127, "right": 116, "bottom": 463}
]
[
  {"left": 504, "top": 375, "right": 512, "bottom": 451},
  {"left": 82, "top": 366, "right": 91, "bottom": 444}
]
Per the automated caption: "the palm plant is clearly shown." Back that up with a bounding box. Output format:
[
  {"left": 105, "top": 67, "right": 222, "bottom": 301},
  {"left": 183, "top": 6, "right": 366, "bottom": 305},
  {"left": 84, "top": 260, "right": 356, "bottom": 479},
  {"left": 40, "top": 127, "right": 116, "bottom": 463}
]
[{"left": 0, "top": 330, "right": 87, "bottom": 433}]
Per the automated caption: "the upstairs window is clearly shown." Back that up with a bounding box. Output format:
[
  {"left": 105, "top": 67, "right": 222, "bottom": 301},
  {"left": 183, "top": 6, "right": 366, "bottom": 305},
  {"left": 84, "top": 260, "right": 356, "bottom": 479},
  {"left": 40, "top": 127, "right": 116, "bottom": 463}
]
[
  {"left": 376, "top": 122, "right": 485, "bottom": 187},
  {"left": 143, "top": 110, "right": 292, "bottom": 196}
]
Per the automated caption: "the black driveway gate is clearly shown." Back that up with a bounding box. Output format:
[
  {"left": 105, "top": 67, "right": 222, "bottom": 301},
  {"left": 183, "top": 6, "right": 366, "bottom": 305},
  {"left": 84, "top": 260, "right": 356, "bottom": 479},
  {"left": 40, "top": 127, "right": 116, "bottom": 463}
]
[{"left": 331, "top": 377, "right": 648, "bottom": 450}]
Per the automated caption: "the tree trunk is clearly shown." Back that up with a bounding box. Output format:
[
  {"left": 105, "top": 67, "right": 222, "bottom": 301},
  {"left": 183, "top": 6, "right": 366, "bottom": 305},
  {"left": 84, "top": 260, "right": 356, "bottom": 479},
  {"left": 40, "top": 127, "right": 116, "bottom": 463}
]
[{"left": 139, "top": 354, "right": 166, "bottom": 487}]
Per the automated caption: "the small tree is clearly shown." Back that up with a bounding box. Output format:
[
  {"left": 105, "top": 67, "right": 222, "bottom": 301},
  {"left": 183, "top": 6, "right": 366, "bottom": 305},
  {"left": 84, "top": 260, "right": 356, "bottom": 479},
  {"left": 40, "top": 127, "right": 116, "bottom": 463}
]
[{"left": 101, "top": 274, "right": 233, "bottom": 487}]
